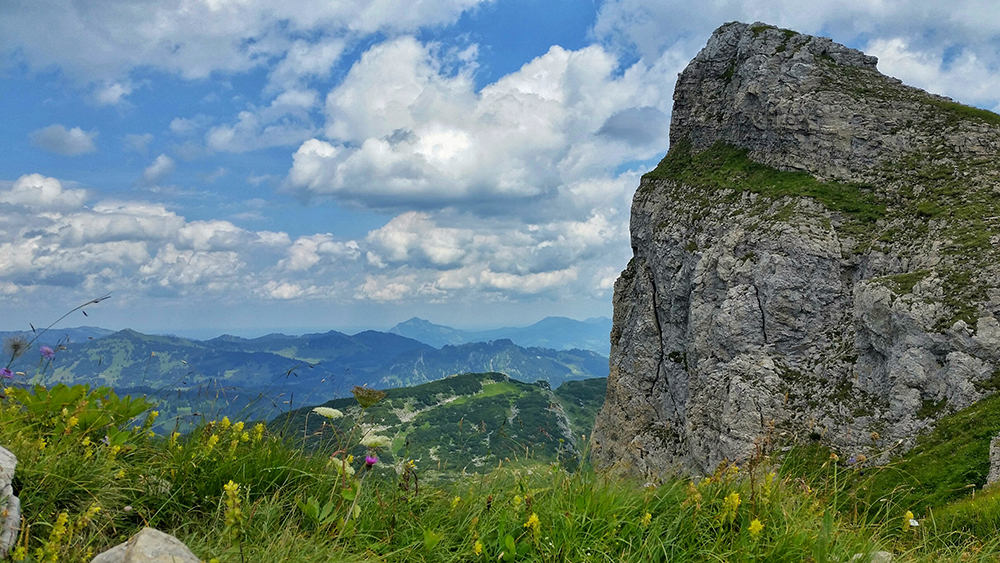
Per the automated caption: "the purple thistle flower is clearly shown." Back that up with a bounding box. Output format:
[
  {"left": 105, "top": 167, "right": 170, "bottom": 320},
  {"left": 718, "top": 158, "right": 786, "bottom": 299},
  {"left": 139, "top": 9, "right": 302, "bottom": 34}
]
[
  {"left": 40, "top": 346, "right": 55, "bottom": 359},
  {"left": 365, "top": 455, "right": 378, "bottom": 467},
  {"left": 0, "top": 368, "right": 11, "bottom": 379}
]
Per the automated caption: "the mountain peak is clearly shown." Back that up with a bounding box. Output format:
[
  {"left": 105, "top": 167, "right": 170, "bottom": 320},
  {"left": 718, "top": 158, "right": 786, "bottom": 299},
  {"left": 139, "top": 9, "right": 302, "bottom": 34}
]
[{"left": 669, "top": 21, "right": 998, "bottom": 184}]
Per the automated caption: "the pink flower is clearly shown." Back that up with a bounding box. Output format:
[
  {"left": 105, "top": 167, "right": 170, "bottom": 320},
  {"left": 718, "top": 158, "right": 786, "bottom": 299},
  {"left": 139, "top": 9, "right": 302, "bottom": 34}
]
[
  {"left": 365, "top": 455, "right": 378, "bottom": 467},
  {"left": 40, "top": 346, "right": 55, "bottom": 359}
]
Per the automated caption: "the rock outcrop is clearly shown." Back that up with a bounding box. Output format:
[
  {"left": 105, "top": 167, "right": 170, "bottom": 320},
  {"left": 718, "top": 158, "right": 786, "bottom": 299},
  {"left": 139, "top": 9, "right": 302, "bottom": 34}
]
[
  {"left": 592, "top": 21, "right": 1000, "bottom": 476},
  {"left": 0, "top": 446, "right": 20, "bottom": 560},
  {"left": 91, "top": 528, "right": 200, "bottom": 563}
]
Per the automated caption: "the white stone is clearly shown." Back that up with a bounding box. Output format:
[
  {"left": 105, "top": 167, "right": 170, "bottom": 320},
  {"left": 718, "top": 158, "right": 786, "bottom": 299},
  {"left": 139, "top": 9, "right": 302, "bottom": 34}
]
[
  {"left": 90, "top": 528, "right": 200, "bottom": 563},
  {"left": 0, "top": 446, "right": 20, "bottom": 560}
]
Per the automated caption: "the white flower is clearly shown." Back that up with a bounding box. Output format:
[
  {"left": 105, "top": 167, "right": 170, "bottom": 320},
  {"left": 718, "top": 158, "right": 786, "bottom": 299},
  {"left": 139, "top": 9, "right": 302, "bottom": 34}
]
[
  {"left": 332, "top": 459, "right": 355, "bottom": 476},
  {"left": 359, "top": 434, "right": 392, "bottom": 448},
  {"left": 312, "top": 407, "right": 344, "bottom": 420}
]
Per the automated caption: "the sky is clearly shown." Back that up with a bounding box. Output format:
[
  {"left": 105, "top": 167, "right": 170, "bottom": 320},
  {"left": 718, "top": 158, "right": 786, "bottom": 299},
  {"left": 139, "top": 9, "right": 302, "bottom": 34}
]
[{"left": 2, "top": 0, "right": 1000, "bottom": 338}]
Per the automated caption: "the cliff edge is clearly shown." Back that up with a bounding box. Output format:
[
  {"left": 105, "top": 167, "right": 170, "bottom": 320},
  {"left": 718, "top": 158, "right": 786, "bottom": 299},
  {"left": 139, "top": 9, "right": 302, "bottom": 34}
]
[{"left": 591, "top": 21, "right": 1000, "bottom": 476}]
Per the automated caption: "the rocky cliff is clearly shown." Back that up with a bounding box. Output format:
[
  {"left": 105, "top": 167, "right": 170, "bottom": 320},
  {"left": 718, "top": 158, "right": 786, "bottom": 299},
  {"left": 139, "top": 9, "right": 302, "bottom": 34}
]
[{"left": 591, "top": 21, "right": 1000, "bottom": 477}]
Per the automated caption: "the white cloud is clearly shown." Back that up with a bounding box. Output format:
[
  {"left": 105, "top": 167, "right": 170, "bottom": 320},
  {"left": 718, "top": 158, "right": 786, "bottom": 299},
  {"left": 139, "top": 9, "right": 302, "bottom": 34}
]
[
  {"left": 278, "top": 234, "right": 360, "bottom": 271},
  {"left": 267, "top": 38, "right": 346, "bottom": 93},
  {"left": 142, "top": 155, "right": 176, "bottom": 185},
  {"left": 286, "top": 37, "right": 677, "bottom": 212},
  {"left": 169, "top": 115, "right": 213, "bottom": 136},
  {"left": 93, "top": 81, "right": 133, "bottom": 105},
  {"left": 28, "top": 125, "right": 98, "bottom": 156},
  {"left": 0, "top": 174, "right": 87, "bottom": 209},
  {"left": 206, "top": 89, "right": 319, "bottom": 153},
  {"left": 0, "top": 0, "right": 489, "bottom": 84},
  {"left": 866, "top": 38, "right": 1000, "bottom": 111}
]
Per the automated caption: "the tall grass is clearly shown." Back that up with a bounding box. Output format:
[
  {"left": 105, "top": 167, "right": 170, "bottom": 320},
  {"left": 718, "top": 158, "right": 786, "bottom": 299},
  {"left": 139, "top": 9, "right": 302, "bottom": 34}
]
[{"left": 2, "top": 382, "right": 1000, "bottom": 562}]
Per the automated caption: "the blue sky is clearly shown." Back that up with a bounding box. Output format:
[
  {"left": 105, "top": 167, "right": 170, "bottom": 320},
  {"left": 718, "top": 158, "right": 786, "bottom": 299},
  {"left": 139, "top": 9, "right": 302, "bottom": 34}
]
[{"left": 2, "top": 0, "right": 1000, "bottom": 338}]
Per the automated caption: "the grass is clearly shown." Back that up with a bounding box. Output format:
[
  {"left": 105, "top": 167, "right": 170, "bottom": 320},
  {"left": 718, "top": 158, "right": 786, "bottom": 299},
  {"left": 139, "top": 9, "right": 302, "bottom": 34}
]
[
  {"left": 4, "top": 382, "right": 1000, "bottom": 562},
  {"left": 643, "top": 140, "right": 885, "bottom": 237}
]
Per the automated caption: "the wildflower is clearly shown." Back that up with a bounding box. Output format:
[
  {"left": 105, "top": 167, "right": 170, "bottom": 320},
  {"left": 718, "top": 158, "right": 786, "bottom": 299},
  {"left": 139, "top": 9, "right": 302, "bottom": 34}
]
[
  {"left": 65, "top": 416, "right": 79, "bottom": 432},
  {"left": 347, "top": 454, "right": 354, "bottom": 464},
  {"left": 37, "top": 438, "right": 46, "bottom": 450},
  {"left": 40, "top": 346, "right": 55, "bottom": 359},
  {"left": 524, "top": 512, "right": 541, "bottom": 539},
  {"left": 251, "top": 423, "right": 265, "bottom": 443},
  {"left": 830, "top": 452, "right": 839, "bottom": 462},
  {"left": 360, "top": 434, "right": 392, "bottom": 448},
  {"left": 452, "top": 496, "right": 462, "bottom": 509},
  {"left": 641, "top": 512, "right": 652, "bottom": 527},
  {"left": 0, "top": 368, "right": 11, "bottom": 379},
  {"left": 232, "top": 421, "right": 244, "bottom": 433},
  {"left": 82, "top": 436, "right": 91, "bottom": 447},
  {"left": 220, "top": 417, "right": 231, "bottom": 431},
  {"left": 749, "top": 518, "right": 764, "bottom": 538},
  {"left": 474, "top": 540, "right": 483, "bottom": 555},
  {"left": 115, "top": 469, "right": 126, "bottom": 479},
  {"left": 513, "top": 495, "right": 522, "bottom": 506},
  {"left": 312, "top": 407, "right": 344, "bottom": 419},
  {"left": 904, "top": 510, "right": 919, "bottom": 529},
  {"left": 241, "top": 431, "right": 250, "bottom": 442},
  {"left": 205, "top": 434, "right": 220, "bottom": 452},
  {"left": 12, "top": 545, "right": 26, "bottom": 561},
  {"left": 333, "top": 458, "right": 356, "bottom": 476},
  {"left": 352, "top": 385, "right": 387, "bottom": 408},
  {"left": 365, "top": 455, "right": 378, "bottom": 467}
]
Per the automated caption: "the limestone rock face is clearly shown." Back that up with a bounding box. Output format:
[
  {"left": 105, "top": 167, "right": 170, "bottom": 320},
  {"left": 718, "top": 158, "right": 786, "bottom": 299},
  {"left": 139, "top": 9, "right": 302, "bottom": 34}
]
[
  {"left": 591, "top": 22, "right": 1000, "bottom": 476},
  {"left": 0, "top": 446, "right": 20, "bottom": 560}
]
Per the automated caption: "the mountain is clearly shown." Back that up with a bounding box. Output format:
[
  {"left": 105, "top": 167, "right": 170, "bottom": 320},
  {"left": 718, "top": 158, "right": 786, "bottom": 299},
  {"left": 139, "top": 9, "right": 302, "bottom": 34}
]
[
  {"left": 592, "top": 22, "right": 1000, "bottom": 477},
  {"left": 277, "top": 372, "right": 608, "bottom": 473},
  {"left": 389, "top": 316, "right": 613, "bottom": 355},
  {"left": 6, "top": 327, "right": 607, "bottom": 428},
  {"left": 0, "top": 326, "right": 114, "bottom": 349}
]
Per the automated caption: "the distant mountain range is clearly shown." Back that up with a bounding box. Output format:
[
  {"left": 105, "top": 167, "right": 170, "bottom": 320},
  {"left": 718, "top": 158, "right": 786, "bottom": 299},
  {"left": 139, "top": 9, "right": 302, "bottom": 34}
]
[
  {"left": 0, "top": 326, "right": 115, "bottom": 347},
  {"left": 278, "top": 372, "right": 608, "bottom": 473},
  {"left": 388, "top": 316, "right": 612, "bottom": 355},
  {"left": 2, "top": 326, "right": 607, "bottom": 429}
]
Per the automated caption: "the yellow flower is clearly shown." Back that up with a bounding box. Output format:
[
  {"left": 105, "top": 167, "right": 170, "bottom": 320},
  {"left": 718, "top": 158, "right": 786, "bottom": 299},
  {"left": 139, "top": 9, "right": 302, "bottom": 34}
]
[
  {"left": 220, "top": 416, "right": 231, "bottom": 431},
  {"left": 233, "top": 421, "right": 244, "bottom": 433},
  {"left": 82, "top": 436, "right": 91, "bottom": 447},
  {"left": 452, "top": 496, "right": 462, "bottom": 509},
  {"left": 725, "top": 491, "right": 741, "bottom": 512},
  {"left": 241, "top": 431, "right": 250, "bottom": 442},
  {"left": 251, "top": 423, "right": 265, "bottom": 443},
  {"left": 37, "top": 438, "right": 46, "bottom": 450},
  {"left": 640, "top": 512, "right": 652, "bottom": 527},
  {"left": 513, "top": 495, "right": 522, "bottom": 506},
  {"left": 115, "top": 469, "right": 126, "bottom": 479},
  {"left": 524, "top": 512, "right": 541, "bottom": 539},
  {"left": 224, "top": 480, "right": 240, "bottom": 495},
  {"left": 749, "top": 518, "right": 764, "bottom": 538},
  {"left": 473, "top": 540, "right": 483, "bottom": 555},
  {"left": 347, "top": 454, "right": 354, "bottom": 464},
  {"left": 11, "top": 545, "right": 26, "bottom": 561}
]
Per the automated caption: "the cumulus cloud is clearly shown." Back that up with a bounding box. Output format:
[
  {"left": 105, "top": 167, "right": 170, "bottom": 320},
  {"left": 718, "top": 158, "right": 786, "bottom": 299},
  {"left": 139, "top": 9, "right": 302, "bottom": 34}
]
[
  {"left": 28, "top": 125, "right": 98, "bottom": 156},
  {"left": 286, "top": 37, "right": 678, "bottom": 212},
  {"left": 0, "top": 173, "right": 300, "bottom": 301},
  {"left": 0, "top": 0, "right": 489, "bottom": 84},
  {"left": 142, "top": 155, "right": 176, "bottom": 185},
  {"left": 0, "top": 174, "right": 87, "bottom": 209}
]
